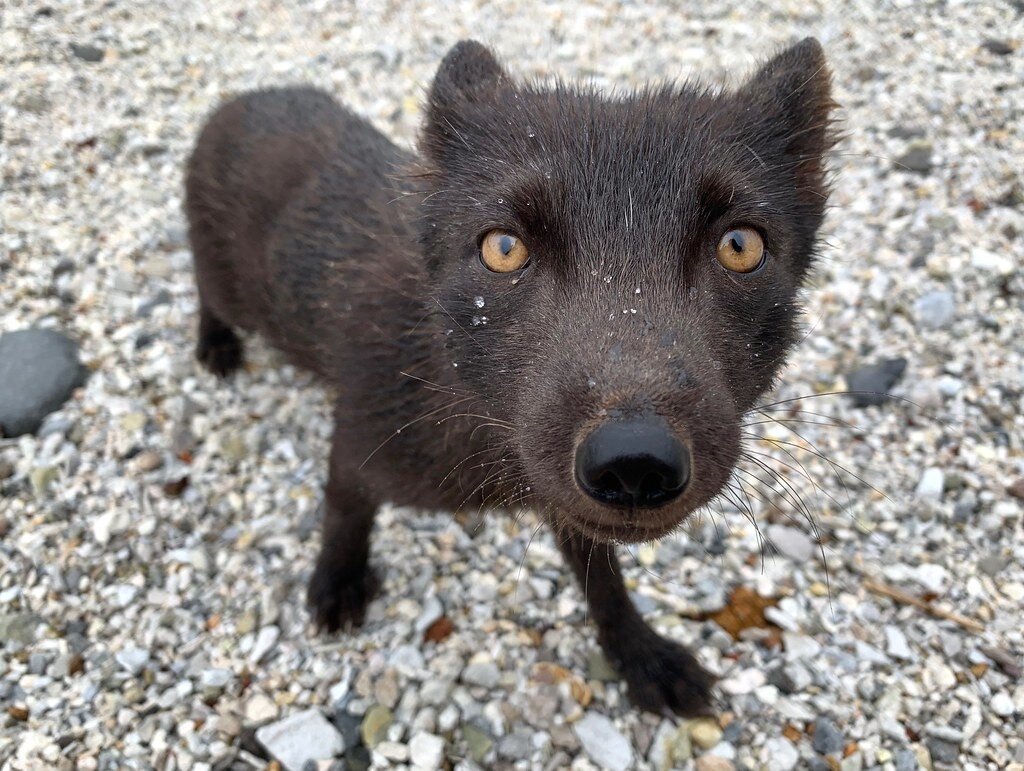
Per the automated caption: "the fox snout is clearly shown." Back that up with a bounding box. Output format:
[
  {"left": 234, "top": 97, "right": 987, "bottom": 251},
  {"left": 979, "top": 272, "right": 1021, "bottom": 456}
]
[{"left": 574, "top": 415, "right": 691, "bottom": 509}]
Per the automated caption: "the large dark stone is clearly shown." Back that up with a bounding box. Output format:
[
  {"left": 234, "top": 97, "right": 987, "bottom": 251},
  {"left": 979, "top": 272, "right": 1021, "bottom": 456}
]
[
  {"left": 895, "top": 141, "right": 934, "bottom": 174},
  {"left": 70, "top": 42, "right": 105, "bottom": 62},
  {"left": 0, "top": 329, "right": 87, "bottom": 437},
  {"left": 844, "top": 357, "right": 908, "bottom": 408},
  {"left": 811, "top": 716, "right": 845, "bottom": 756}
]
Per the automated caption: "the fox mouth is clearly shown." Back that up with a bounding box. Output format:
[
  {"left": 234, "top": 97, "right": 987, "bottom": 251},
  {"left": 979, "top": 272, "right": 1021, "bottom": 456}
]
[{"left": 560, "top": 510, "right": 690, "bottom": 544}]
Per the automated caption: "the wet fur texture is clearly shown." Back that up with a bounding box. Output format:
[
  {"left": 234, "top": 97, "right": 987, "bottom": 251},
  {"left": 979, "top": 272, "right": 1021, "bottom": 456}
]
[{"left": 185, "top": 39, "right": 835, "bottom": 716}]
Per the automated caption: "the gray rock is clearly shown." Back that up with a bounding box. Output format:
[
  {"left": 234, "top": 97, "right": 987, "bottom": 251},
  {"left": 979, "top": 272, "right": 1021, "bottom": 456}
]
[
  {"left": 115, "top": 646, "right": 149, "bottom": 675},
  {"left": 895, "top": 141, "right": 934, "bottom": 173},
  {"left": 893, "top": 748, "right": 918, "bottom": 771},
  {"left": 856, "top": 676, "right": 881, "bottom": 701},
  {"left": 460, "top": 722, "right": 493, "bottom": 764},
  {"left": 924, "top": 724, "right": 963, "bottom": 743},
  {"left": 28, "top": 652, "right": 51, "bottom": 675},
  {"left": 977, "top": 553, "right": 1008, "bottom": 577},
  {"left": 766, "top": 524, "right": 816, "bottom": 562},
  {"left": 70, "top": 42, "right": 105, "bottom": 62},
  {"left": 762, "top": 737, "right": 800, "bottom": 770},
  {"left": 982, "top": 38, "right": 1015, "bottom": 55},
  {"left": 782, "top": 632, "right": 821, "bottom": 660},
  {"left": 953, "top": 491, "right": 978, "bottom": 521},
  {"left": 249, "top": 625, "right": 280, "bottom": 665},
  {"left": 461, "top": 661, "right": 500, "bottom": 689},
  {"left": 414, "top": 596, "right": 444, "bottom": 634},
  {"left": 256, "top": 708, "right": 345, "bottom": 771},
  {"left": 844, "top": 358, "right": 907, "bottom": 407},
  {"left": 497, "top": 730, "right": 532, "bottom": 760},
  {"left": 889, "top": 125, "right": 926, "bottom": 139},
  {"left": 811, "top": 717, "right": 844, "bottom": 755},
  {"left": 137, "top": 289, "right": 172, "bottom": 318},
  {"left": 574, "top": 712, "right": 632, "bottom": 771},
  {"left": 629, "top": 591, "right": 659, "bottom": 616},
  {"left": 768, "top": 662, "right": 812, "bottom": 694},
  {"left": 200, "top": 668, "right": 232, "bottom": 690},
  {"left": 389, "top": 644, "right": 425, "bottom": 674},
  {"left": 979, "top": 646, "right": 1023, "bottom": 679},
  {"left": 880, "top": 716, "right": 907, "bottom": 741},
  {"left": 0, "top": 329, "right": 87, "bottom": 437},
  {"left": 840, "top": 753, "right": 863, "bottom": 771},
  {"left": 914, "top": 290, "right": 955, "bottom": 330},
  {"left": 0, "top": 613, "right": 42, "bottom": 645},
  {"left": 926, "top": 737, "right": 959, "bottom": 765},
  {"left": 940, "top": 634, "right": 962, "bottom": 659},
  {"left": 331, "top": 709, "right": 362, "bottom": 750},
  {"left": 885, "top": 626, "right": 914, "bottom": 661}
]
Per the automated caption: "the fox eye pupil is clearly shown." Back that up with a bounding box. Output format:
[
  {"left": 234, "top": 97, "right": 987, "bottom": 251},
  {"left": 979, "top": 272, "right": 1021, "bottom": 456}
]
[{"left": 498, "top": 235, "right": 516, "bottom": 255}]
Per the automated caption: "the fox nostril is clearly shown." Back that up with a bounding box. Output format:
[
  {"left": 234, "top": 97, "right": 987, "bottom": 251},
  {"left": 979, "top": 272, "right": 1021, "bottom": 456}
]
[
  {"left": 594, "top": 470, "right": 625, "bottom": 495},
  {"left": 575, "top": 417, "right": 690, "bottom": 509}
]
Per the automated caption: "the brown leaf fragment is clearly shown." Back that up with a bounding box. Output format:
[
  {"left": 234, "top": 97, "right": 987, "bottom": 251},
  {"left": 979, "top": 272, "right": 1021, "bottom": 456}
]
[
  {"left": 704, "top": 586, "right": 779, "bottom": 640},
  {"left": 162, "top": 476, "right": 189, "bottom": 497},
  {"left": 423, "top": 616, "right": 454, "bottom": 643}
]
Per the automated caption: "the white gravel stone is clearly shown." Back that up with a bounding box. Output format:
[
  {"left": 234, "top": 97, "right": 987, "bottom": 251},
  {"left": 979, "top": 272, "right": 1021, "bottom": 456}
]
[
  {"left": 574, "top": 713, "right": 633, "bottom": 771},
  {"left": 409, "top": 731, "right": 445, "bottom": 769},
  {"left": 255, "top": 709, "right": 344, "bottom": 771},
  {"left": 462, "top": 661, "right": 500, "bottom": 689},
  {"left": 783, "top": 632, "right": 822, "bottom": 660},
  {"left": 721, "top": 668, "right": 766, "bottom": 695},
  {"left": 249, "top": 625, "right": 280, "bottom": 665},
  {"left": 915, "top": 467, "right": 945, "bottom": 500},
  {"left": 885, "top": 627, "right": 915, "bottom": 661},
  {"left": 970, "top": 248, "right": 1014, "bottom": 276},
  {"left": 761, "top": 737, "right": 800, "bottom": 770},
  {"left": 766, "top": 524, "right": 816, "bottom": 563},
  {"left": 913, "top": 563, "right": 949, "bottom": 594},
  {"left": 391, "top": 644, "right": 426, "bottom": 674},
  {"left": 376, "top": 741, "right": 410, "bottom": 762},
  {"left": 914, "top": 290, "right": 956, "bottom": 329},
  {"left": 115, "top": 646, "right": 149, "bottom": 675},
  {"left": 244, "top": 693, "right": 280, "bottom": 724},
  {"left": 991, "top": 693, "right": 1015, "bottom": 718}
]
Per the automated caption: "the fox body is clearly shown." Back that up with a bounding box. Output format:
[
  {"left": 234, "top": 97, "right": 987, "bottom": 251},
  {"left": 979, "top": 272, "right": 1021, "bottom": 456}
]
[{"left": 186, "top": 39, "right": 834, "bottom": 714}]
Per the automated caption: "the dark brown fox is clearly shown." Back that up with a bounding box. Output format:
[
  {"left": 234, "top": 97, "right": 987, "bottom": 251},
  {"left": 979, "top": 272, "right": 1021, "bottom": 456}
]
[{"left": 185, "top": 38, "right": 835, "bottom": 716}]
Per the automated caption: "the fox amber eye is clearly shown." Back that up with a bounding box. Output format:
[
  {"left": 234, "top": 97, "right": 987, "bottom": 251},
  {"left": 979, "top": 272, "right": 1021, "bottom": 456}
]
[
  {"left": 480, "top": 230, "right": 530, "bottom": 273},
  {"left": 716, "top": 227, "right": 765, "bottom": 273}
]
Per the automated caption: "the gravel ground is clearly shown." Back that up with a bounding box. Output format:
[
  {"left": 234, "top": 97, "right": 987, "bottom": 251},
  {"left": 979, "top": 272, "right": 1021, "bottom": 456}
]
[{"left": 2, "top": 1, "right": 1023, "bottom": 770}]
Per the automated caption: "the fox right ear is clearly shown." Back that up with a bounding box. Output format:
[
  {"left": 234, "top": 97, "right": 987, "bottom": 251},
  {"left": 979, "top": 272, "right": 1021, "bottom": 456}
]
[{"left": 428, "top": 40, "right": 507, "bottom": 112}]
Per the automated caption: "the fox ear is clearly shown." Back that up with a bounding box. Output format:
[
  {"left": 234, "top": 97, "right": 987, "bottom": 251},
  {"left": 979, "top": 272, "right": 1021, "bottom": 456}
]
[
  {"left": 735, "top": 37, "right": 836, "bottom": 163},
  {"left": 428, "top": 40, "right": 507, "bottom": 112},
  {"left": 423, "top": 41, "right": 509, "bottom": 162}
]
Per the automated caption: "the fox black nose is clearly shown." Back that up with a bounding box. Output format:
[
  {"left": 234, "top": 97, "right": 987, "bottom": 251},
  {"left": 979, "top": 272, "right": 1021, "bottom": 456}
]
[{"left": 575, "top": 417, "right": 690, "bottom": 508}]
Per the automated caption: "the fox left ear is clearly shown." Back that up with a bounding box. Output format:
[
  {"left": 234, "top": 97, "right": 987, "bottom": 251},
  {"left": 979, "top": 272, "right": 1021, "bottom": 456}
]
[
  {"left": 734, "top": 37, "right": 836, "bottom": 175},
  {"left": 422, "top": 40, "right": 510, "bottom": 162},
  {"left": 428, "top": 40, "right": 507, "bottom": 111}
]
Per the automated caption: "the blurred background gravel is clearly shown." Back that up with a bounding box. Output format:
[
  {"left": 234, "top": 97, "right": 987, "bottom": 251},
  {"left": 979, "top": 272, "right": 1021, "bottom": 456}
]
[{"left": 1, "top": 1, "right": 1023, "bottom": 769}]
